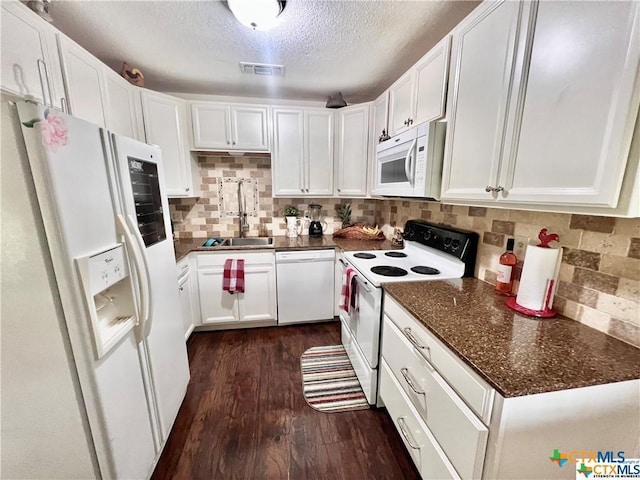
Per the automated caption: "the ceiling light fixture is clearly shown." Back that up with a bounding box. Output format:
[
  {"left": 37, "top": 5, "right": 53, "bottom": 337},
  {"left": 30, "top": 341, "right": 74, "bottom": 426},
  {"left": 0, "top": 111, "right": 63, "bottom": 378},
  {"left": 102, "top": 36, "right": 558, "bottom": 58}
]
[{"left": 227, "top": 0, "right": 286, "bottom": 31}]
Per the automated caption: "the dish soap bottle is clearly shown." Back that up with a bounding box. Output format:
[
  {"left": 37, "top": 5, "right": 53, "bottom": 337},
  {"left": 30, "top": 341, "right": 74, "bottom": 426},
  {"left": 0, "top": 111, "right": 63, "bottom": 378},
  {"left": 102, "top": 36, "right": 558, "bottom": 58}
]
[{"left": 496, "top": 238, "right": 517, "bottom": 295}]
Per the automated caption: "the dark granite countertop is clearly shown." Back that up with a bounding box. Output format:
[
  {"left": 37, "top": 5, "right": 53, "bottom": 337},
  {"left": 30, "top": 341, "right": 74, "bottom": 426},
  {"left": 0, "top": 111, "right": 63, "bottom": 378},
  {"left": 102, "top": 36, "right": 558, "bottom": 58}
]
[
  {"left": 173, "top": 235, "right": 399, "bottom": 261},
  {"left": 383, "top": 278, "right": 640, "bottom": 398}
]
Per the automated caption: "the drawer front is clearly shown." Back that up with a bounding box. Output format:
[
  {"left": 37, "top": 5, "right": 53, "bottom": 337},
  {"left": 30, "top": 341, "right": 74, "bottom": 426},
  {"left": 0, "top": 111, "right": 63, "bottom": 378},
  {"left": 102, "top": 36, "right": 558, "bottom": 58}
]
[
  {"left": 384, "top": 296, "right": 494, "bottom": 422},
  {"left": 379, "top": 360, "right": 460, "bottom": 480},
  {"left": 196, "top": 251, "right": 274, "bottom": 267},
  {"left": 176, "top": 257, "right": 190, "bottom": 277},
  {"left": 382, "top": 315, "right": 488, "bottom": 480}
]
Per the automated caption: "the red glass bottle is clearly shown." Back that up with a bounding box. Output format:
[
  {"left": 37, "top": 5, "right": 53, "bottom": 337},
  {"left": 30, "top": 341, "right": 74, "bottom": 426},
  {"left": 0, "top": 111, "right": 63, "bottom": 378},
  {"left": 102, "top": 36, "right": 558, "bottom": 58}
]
[{"left": 496, "top": 238, "right": 517, "bottom": 295}]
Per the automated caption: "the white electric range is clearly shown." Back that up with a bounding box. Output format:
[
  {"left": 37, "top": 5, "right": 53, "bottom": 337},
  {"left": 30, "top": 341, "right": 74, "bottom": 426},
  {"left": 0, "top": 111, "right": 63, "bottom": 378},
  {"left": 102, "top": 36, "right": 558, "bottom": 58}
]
[{"left": 338, "top": 220, "right": 479, "bottom": 405}]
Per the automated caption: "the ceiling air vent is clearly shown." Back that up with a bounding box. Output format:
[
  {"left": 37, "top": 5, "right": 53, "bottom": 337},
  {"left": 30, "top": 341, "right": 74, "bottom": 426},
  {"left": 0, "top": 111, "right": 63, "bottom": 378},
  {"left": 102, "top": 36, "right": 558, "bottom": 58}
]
[{"left": 240, "top": 62, "right": 285, "bottom": 76}]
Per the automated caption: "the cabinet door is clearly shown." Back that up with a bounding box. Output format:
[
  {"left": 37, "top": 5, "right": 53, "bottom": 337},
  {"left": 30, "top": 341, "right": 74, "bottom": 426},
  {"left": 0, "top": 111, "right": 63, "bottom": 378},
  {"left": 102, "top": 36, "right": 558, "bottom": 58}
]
[
  {"left": 371, "top": 91, "right": 389, "bottom": 144},
  {"left": 178, "top": 272, "right": 195, "bottom": 340},
  {"left": 272, "top": 108, "right": 305, "bottom": 196},
  {"left": 388, "top": 70, "right": 415, "bottom": 136},
  {"left": 191, "top": 102, "right": 231, "bottom": 150},
  {"left": 140, "top": 90, "right": 191, "bottom": 196},
  {"left": 336, "top": 104, "right": 369, "bottom": 197},
  {"left": 1, "top": 2, "right": 62, "bottom": 108},
  {"left": 238, "top": 263, "right": 276, "bottom": 322},
  {"left": 441, "top": 1, "right": 527, "bottom": 202},
  {"left": 57, "top": 35, "right": 106, "bottom": 127},
  {"left": 197, "top": 268, "right": 237, "bottom": 324},
  {"left": 305, "top": 110, "right": 334, "bottom": 196},
  {"left": 231, "top": 105, "right": 269, "bottom": 151},
  {"left": 102, "top": 68, "right": 137, "bottom": 138},
  {"left": 413, "top": 35, "right": 451, "bottom": 125},
  {"left": 502, "top": 1, "right": 640, "bottom": 206}
]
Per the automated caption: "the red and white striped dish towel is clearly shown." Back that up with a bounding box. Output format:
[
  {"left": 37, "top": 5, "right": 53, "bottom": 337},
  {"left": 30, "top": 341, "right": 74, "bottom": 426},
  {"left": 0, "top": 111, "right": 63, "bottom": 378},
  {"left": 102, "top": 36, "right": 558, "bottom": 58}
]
[
  {"left": 340, "top": 268, "right": 357, "bottom": 313},
  {"left": 223, "top": 259, "right": 245, "bottom": 294}
]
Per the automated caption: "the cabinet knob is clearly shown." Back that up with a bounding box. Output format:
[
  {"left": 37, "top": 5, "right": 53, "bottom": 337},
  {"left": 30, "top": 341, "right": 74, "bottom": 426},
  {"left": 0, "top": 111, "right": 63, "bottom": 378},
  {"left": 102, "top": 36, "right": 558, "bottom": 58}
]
[
  {"left": 186, "top": 187, "right": 190, "bottom": 192},
  {"left": 306, "top": 188, "right": 309, "bottom": 193},
  {"left": 403, "top": 120, "right": 408, "bottom": 126},
  {"left": 227, "top": 140, "right": 231, "bottom": 145},
  {"left": 232, "top": 141, "right": 236, "bottom": 146},
  {"left": 409, "top": 118, "right": 413, "bottom": 125},
  {"left": 301, "top": 188, "right": 305, "bottom": 193},
  {"left": 494, "top": 186, "right": 504, "bottom": 193},
  {"left": 485, "top": 186, "right": 494, "bottom": 193},
  {"left": 337, "top": 188, "right": 341, "bottom": 192},
  {"left": 179, "top": 287, "right": 184, "bottom": 291}
]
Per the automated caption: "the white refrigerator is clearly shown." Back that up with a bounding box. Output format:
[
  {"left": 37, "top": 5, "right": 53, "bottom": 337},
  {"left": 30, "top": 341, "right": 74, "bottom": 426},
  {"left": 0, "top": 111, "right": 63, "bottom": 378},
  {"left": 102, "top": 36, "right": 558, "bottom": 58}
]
[{"left": 2, "top": 98, "right": 189, "bottom": 479}]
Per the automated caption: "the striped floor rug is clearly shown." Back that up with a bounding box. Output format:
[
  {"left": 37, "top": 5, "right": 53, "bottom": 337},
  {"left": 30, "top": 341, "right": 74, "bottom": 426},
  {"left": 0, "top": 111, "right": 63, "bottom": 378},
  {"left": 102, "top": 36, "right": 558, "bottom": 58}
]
[{"left": 300, "top": 345, "right": 370, "bottom": 413}]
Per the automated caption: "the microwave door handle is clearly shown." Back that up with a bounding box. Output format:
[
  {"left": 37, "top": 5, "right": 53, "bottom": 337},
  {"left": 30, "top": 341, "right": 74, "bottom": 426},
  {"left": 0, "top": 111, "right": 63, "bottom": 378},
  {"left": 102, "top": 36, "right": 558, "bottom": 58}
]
[{"left": 404, "top": 138, "right": 417, "bottom": 185}]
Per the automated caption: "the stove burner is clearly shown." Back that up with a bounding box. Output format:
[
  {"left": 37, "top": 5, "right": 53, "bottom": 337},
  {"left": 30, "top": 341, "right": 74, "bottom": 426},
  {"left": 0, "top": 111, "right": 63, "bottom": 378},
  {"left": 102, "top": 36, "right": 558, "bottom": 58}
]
[
  {"left": 371, "top": 266, "right": 408, "bottom": 277},
  {"left": 385, "top": 251, "right": 407, "bottom": 258},
  {"left": 354, "top": 253, "right": 376, "bottom": 259},
  {"left": 411, "top": 266, "right": 441, "bottom": 275}
]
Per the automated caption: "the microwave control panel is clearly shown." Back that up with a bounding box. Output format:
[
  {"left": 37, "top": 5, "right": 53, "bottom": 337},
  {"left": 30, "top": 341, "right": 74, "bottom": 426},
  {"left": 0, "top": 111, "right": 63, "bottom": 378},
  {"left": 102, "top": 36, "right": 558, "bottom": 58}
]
[{"left": 414, "top": 145, "right": 426, "bottom": 187}]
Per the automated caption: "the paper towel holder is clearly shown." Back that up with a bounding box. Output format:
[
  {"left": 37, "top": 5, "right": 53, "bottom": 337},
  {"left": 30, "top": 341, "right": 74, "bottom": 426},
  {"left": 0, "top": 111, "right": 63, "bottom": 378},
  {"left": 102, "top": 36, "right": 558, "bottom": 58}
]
[
  {"left": 506, "top": 296, "right": 557, "bottom": 318},
  {"left": 505, "top": 228, "right": 561, "bottom": 318}
]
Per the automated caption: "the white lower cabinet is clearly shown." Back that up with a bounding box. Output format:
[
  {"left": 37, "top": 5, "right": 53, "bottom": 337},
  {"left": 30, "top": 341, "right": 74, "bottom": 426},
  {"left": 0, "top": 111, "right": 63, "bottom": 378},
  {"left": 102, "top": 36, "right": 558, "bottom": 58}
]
[
  {"left": 176, "top": 258, "right": 197, "bottom": 340},
  {"left": 382, "top": 295, "right": 640, "bottom": 480},
  {"left": 196, "top": 251, "right": 276, "bottom": 328},
  {"left": 379, "top": 361, "right": 460, "bottom": 480},
  {"left": 381, "top": 311, "right": 488, "bottom": 479}
]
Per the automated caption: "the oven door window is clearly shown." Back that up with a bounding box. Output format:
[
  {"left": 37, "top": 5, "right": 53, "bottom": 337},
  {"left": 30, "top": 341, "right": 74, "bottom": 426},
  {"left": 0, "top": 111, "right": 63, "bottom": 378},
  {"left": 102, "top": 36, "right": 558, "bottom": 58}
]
[{"left": 353, "top": 278, "right": 381, "bottom": 369}]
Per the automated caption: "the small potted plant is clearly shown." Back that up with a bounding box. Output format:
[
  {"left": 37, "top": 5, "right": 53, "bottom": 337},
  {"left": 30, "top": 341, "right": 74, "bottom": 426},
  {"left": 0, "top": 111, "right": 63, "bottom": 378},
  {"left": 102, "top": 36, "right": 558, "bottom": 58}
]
[
  {"left": 283, "top": 205, "right": 301, "bottom": 238},
  {"left": 283, "top": 205, "right": 300, "bottom": 218},
  {"left": 337, "top": 203, "right": 352, "bottom": 228}
]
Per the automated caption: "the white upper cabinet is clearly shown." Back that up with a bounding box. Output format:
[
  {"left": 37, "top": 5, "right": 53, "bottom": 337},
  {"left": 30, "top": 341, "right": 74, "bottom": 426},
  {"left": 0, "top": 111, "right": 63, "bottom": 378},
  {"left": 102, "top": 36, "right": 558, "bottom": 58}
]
[
  {"left": 335, "top": 104, "right": 370, "bottom": 197},
  {"left": 57, "top": 35, "right": 107, "bottom": 128},
  {"left": 102, "top": 68, "right": 141, "bottom": 140},
  {"left": 442, "top": 0, "right": 640, "bottom": 210},
  {"left": 503, "top": 1, "right": 640, "bottom": 206},
  {"left": 190, "top": 102, "right": 269, "bottom": 151},
  {"left": 305, "top": 110, "right": 334, "bottom": 196},
  {"left": 272, "top": 108, "right": 333, "bottom": 197},
  {"left": 140, "top": 89, "right": 199, "bottom": 197},
  {"left": 388, "top": 35, "right": 451, "bottom": 136},
  {"left": 1, "top": 1, "right": 65, "bottom": 109},
  {"left": 441, "top": 1, "right": 525, "bottom": 202}
]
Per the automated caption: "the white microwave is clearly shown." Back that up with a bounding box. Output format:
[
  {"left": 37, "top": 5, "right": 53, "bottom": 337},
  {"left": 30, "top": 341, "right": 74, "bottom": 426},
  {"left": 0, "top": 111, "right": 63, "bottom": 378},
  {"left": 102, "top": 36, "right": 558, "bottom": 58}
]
[{"left": 373, "top": 122, "right": 445, "bottom": 198}]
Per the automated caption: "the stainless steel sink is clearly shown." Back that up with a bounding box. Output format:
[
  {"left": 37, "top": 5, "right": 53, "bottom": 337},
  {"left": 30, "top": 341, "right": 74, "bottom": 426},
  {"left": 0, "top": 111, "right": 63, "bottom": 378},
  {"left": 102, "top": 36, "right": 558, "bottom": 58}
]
[{"left": 226, "top": 237, "right": 274, "bottom": 247}]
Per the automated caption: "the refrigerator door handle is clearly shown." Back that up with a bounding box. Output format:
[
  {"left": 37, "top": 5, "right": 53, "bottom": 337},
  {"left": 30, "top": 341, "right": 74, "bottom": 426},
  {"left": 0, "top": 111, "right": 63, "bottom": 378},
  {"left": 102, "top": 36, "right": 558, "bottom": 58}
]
[
  {"left": 125, "top": 214, "right": 153, "bottom": 337},
  {"left": 116, "top": 214, "right": 150, "bottom": 335}
]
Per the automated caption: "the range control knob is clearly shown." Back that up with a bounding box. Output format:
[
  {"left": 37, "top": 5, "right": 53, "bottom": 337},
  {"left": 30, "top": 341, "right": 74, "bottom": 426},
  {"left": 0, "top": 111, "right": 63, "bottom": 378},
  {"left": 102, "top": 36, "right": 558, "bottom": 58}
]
[
  {"left": 444, "top": 237, "right": 452, "bottom": 247},
  {"left": 451, "top": 239, "right": 460, "bottom": 251},
  {"left": 423, "top": 229, "right": 432, "bottom": 241},
  {"left": 404, "top": 226, "right": 415, "bottom": 240}
]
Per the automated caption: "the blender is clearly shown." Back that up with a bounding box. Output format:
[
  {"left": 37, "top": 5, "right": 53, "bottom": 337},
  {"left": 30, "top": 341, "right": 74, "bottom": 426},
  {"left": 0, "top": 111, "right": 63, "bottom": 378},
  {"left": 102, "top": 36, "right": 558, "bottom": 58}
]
[{"left": 308, "top": 204, "right": 327, "bottom": 236}]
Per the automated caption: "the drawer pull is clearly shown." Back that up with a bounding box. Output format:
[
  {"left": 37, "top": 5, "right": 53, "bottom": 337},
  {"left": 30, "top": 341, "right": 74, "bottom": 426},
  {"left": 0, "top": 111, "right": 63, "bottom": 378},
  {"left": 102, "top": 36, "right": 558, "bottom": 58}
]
[
  {"left": 403, "top": 327, "right": 434, "bottom": 368},
  {"left": 400, "top": 367, "right": 425, "bottom": 396},
  {"left": 397, "top": 417, "right": 420, "bottom": 450}
]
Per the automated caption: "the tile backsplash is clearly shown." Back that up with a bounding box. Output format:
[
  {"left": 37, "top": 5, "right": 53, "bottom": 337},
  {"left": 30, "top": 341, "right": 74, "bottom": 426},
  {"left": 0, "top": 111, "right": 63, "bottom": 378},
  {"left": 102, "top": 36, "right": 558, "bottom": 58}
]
[
  {"left": 377, "top": 199, "right": 640, "bottom": 348},
  {"left": 170, "top": 156, "right": 639, "bottom": 347},
  {"left": 168, "top": 154, "right": 378, "bottom": 238}
]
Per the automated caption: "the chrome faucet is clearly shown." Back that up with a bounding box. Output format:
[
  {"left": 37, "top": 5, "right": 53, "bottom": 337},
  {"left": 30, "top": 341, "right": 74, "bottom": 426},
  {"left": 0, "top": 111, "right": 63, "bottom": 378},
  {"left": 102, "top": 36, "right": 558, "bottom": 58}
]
[{"left": 238, "top": 179, "right": 249, "bottom": 238}]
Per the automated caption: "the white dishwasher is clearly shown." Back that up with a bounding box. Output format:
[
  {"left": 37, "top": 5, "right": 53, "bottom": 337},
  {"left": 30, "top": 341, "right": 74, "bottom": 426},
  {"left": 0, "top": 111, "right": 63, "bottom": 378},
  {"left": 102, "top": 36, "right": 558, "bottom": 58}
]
[{"left": 276, "top": 249, "right": 336, "bottom": 325}]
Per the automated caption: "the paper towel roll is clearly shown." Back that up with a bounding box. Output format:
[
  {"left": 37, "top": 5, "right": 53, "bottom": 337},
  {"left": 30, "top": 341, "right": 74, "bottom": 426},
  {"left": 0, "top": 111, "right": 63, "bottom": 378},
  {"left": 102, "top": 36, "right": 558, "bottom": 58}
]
[{"left": 516, "top": 245, "right": 563, "bottom": 311}]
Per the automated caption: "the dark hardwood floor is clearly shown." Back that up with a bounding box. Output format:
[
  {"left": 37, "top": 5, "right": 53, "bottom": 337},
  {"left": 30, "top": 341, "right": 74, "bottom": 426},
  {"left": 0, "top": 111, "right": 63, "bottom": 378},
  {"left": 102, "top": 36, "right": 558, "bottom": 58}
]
[{"left": 152, "top": 322, "right": 420, "bottom": 480}]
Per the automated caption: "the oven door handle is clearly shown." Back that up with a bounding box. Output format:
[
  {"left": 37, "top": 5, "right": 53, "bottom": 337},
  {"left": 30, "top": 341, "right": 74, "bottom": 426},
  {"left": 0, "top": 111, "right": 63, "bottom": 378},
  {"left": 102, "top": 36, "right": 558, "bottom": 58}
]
[
  {"left": 354, "top": 274, "right": 372, "bottom": 293},
  {"left": 338, "top": 258, "right": 348, "bottom": 267}
]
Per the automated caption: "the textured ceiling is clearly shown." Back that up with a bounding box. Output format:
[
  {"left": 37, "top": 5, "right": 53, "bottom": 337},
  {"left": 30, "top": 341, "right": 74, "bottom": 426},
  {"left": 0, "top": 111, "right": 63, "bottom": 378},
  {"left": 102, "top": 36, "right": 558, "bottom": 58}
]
[{"left": 49, "top": 0, "right": 480, "bottom": 104}]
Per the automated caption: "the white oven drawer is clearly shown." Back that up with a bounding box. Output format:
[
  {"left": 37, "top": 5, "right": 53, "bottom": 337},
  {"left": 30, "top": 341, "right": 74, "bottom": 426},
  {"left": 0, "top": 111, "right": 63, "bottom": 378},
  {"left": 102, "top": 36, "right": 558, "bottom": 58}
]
[
  {"left": 382, "top": 315, "right": 488, "bottom": 480},
  {"left": 379, "top": 360, "right": 460, "bottom": 480},
  {"left": 384, "top": 296, "right": 494, "bottom": 423}
]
